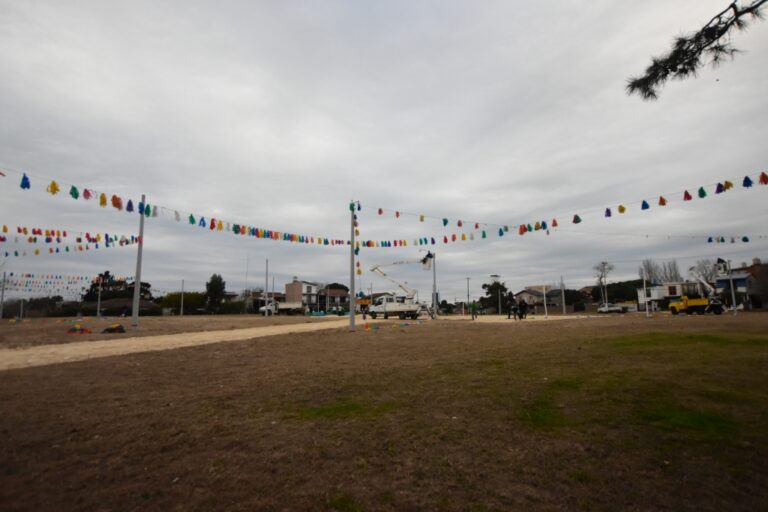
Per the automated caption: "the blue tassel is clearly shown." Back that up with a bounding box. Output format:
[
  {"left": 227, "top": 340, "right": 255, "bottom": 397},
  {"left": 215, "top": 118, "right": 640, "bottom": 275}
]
[
  {"left": 708, "top": 237, "right": 713, "bottom": 243},
  {"left": 641, "top": 200, "right": 650, "bottom": 210},
  {"left": 199, "top": 217, "right": 206, "bottom": 227},
  {"left": 498, "top": 228, "right": 504, "bottom": 237},
  {"left": 126, "top": 200, "right": 134, "bottom": 212},
  {"left": 743, "top": 176, "right": 753, "bottom": 187},
  {"left": 20, "top": 174, "right": 31, "bottom": 189},
  {"left": 605, "top": 208, "right": 612, "bottom": 217}
]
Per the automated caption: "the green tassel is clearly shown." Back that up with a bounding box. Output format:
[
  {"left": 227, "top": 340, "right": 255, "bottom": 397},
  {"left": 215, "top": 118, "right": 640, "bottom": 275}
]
[
  {"left": 189, "top": 214, "right": 195, "bottom": 225},
  {"left": 698, "top": 186, "right": 707, "bottom": 198},
  {"left": 69, "top": 186, "right": 79, "bottom": 199}
]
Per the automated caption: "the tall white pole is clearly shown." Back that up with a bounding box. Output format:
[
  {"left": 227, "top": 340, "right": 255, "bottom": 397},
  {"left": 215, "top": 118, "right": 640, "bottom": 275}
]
[
  {"left": 560, "top": 276, "right": 566, "bottom": 315},
  {"left": 466, "top": 277, "right": 470, "bottom": 316},
  {"left": 244, "top": 253, "right": 249, "bottom": 314},
  {"left": 542, "top": 284, "right": 548, "bottom": 318},
  {"left": 180, "top": 279, "right": 185, "bottom": 316},
  {"left": 349, "top": 202, "right": 356, "bottom": 331},
  {"left": 643, "top": 268, "right": 650, "bottom": 318},
  {"left": 131, "top": 194, "right": 146, "bottom": 328},
  {"left": 264, "top": 259, "right": 269, "bottom": 316},
  {"left": 96, "top": 276, "right": 102, "bottom": 319},
  {"left": 728, "top": 260, "right": 737, "bottom": 316},
  {"left": 0, "top": 271, "right": 6, "bottom": 320},
  {"left": 19, "top": 298, "right": 24, "bottom": 320},
  {"left": 432, "top": 252, "right": 437, "bottom": 317}
]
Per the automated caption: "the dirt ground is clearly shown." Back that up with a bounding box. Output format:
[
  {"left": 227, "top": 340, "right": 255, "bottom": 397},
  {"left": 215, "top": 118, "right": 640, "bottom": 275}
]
[
  {"left": 0, "top": 314, "right": 339, "bottom": 349},
  {"left": 0, "top": 313, "right": 766, "bottom": 511}
]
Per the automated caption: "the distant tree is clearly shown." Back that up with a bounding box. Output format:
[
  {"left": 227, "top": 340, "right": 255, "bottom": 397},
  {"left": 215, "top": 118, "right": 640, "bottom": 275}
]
[
  {"left": 82, "top": 271, "right": 152, "bottom": 301},
  {"left": 563, "top": 289, "right": 586, "bottom": 305},
  {"left": 627, "top": 0, "right": 768, "bottom": 100},
  {"left": 480, "top": 281, "right": 509, "bottom": 312},
  {"left": 638, "top": 259, "right": 663, "bottom": 283},
  {"left": 326, "top": 283, "right": 349, "bottom": 291},
  {"left": 660, "top": 260, "right": 683, "bottom": 282},
  {"left": 439, "top": 299, "right": 455, "bottom": 315},
  {"left": 593, "top": 262, "right": 615, "bottom": 304},
  {"left": 160, "top": 291, "right": 207, "bottom": 313},
  {"left": 205, "top": 274, "right": 226, "bottom": 312},
  {"left": 691, "top": 259, "right": 718, "bottom": 283}
]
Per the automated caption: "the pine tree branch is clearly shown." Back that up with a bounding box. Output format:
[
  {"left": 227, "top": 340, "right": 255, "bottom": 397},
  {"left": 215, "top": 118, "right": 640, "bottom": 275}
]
[{"left": 627, "top": 0, "right": 768, "bottom": 100}]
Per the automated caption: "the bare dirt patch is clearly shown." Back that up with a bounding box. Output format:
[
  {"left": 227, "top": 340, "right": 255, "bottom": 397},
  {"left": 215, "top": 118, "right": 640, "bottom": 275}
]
[
  {"left": 0, "top": 314, "right": 338, "bottom": 349},
  {"left": 0, "top": 313, "right": 766, "bottom": 511}
]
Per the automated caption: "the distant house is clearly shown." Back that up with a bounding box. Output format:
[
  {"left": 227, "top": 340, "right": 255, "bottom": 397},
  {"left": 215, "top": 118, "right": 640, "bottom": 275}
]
[
  {"left": 514, "top": 288, "right": 563, "bottom": 307},
  {"left": 222, "top": 292, "right": 240, "bottom": 303},
  {"left": 285, "top": 278, "right": 320, "bottom": 311},
  {"left": 318, "top": 286, "right": 350, "bottom": 311},
  {"left": 715, "top": 258, "right": 768, "bottom": 308}
]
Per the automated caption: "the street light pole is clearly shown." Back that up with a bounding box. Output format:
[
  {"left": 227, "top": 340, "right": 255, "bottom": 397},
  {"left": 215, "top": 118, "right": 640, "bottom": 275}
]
[
  {"left": 466, "top": 277, "right": 470, "bottom": 315},
  {"left": 728, "top": 260, "right": 737, "bottom": 316}
]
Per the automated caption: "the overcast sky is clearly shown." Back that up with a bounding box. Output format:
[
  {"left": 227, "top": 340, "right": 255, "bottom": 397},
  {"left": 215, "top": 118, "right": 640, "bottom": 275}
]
[{"left": 1, "top": 0, "right": 767, "bottom": 302}]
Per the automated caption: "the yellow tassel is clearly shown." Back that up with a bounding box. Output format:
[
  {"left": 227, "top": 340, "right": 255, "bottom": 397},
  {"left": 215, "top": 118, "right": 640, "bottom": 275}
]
[
  {"left": 419, "top": 215, "right": 425, "bottom": 222},
  {"left": 461, "top": 233, "right": 467, "bottom": 241},
  {"left": 356, "top": 268, "right": 362, "bottom": 275},
  {"left": 724, "top": 180, "right": 734, "bottom": 190},
  {"left": 618, "top": 204, "right": 626, "bottom": 214},
  {"left": 46, "top": 180, "right": 60, "bottom": 195},
  {"left": 2, "top": 225, "right": 7, "bottom": 233},
  {"left": 99, "top": 193, "right": 107, "bottom": 207},
  {"left": 217, "top": 220, "right": 223, "bottom": 231},
  {"left": 355, "top": 228, "right": 360, "bottom": 236}
]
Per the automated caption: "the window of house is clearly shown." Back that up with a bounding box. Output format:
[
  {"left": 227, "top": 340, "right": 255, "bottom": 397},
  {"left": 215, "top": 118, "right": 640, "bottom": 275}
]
[{"left": 668, "top": 286, "right": 677, "bottom": 296}]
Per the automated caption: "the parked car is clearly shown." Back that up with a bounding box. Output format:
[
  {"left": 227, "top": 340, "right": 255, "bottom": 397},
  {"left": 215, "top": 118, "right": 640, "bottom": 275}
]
[{"left": 597, "top": 303, "right": 624, "bottom": 313}]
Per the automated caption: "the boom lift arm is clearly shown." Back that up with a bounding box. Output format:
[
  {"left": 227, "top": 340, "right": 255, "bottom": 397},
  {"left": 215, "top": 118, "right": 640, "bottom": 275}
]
[{"left": 369, "top": 266, "right": 417, "bottom": 300}]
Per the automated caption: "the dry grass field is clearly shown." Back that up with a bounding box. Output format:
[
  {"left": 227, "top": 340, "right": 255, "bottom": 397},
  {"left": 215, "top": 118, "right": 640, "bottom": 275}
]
[{"left": 1, "top": 313, "right": 767, "bottom": 511}]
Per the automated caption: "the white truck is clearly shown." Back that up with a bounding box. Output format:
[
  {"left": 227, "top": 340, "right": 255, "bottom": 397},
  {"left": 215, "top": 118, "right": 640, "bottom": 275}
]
[
  {"left": 368, "top": 294, "right": 423, "bottom": 320},
  {"left": 368, "top": 262, "right": 427, "bottom": 320},
  {"left": 259, "top": 301, "right": 304, "bottom": 315}
]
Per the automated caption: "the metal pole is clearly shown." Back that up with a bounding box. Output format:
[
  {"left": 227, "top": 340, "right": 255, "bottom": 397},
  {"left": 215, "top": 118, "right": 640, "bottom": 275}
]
[
  {"left": 643, "top": 268, "right": 650, "bottom": 318},
  {"left": 728, "top": 260, "right": 737, "bottom": 316},
  {"left": 0, "top": 271, "right": 6, "bottom": 320},
  {"left": 264, "top": 259, "right": 269, "bottom": 316},
  {"left": 560, "top": 276, "right": 566, "bottom": 316},
  {"left": 96, "top": 276, "right": 102, "bottom": 319},
  {"left": 131, "top": 193, "right": 146, "bottom": 328},
  {"left": 180, "top": 279, "right": 185, "bottom": 316},
  {"left": 542, "top": 284, "right": 548, "bottom": 318},
  {"left": 498, "top": 287, "right": 501, "bottom": 316},
  {"left": 466, "top": 277, "right": 470, "bottom": 316},
  {"left": 244, "top": 253, "right": 249, "bottom": 314},
  {"left": 432, "top": 252, "right": 437, "bottom": 317},
  {"left": 349, "top": 202, "right": 356, "bottom": 331},
  {"left": 272, "top": 276, "right": 275, "bottom": 313},
  {"left": 19, "top": 298, "right": 23, "bottom": 320}
]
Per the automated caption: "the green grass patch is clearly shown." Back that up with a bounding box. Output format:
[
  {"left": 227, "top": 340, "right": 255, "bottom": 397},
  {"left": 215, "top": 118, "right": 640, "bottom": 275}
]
[
  {"left": 298, "top": 400, "right": 395, "bottom": 420},
  {"left": 610, "top": 332, "right": 768, "bottom": 349},
  {"left": 519, "top": 398, "right": 566, "bottom": 429},
  {"left": 328, "top": 493, "right": 362, "bottom": 512},
  {"left": 640, "top": 407, "right": 737, "bottom": 439}
]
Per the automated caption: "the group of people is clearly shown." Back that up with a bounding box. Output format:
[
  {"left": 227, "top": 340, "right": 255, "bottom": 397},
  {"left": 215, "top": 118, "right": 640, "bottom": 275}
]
[
  {"left": 507, "top": 299, "right": 528, "bottom": 321},
  {"left": 467, "top": 299, "right": 529, "bottom": 320}
]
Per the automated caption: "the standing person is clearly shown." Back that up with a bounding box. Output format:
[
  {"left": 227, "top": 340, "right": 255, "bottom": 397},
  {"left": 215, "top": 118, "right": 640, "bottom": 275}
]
[
  {"left": 507, "top": 300, "right": 516, "bottom": 320},
  {"left": 518, "top": 299, "right": 527, "bottom": 320},
  {"left": 470, "top": 300, "right": 478, "bottom": 320}
]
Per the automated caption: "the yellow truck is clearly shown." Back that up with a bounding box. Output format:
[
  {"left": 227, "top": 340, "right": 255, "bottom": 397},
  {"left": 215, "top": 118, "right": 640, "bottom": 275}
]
[{"left": 669, "top": 296, "right": 724, "bottom": 315}]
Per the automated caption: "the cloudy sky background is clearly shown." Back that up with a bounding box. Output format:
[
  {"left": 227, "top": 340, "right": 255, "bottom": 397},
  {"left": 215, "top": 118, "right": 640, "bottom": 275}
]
[{"left": 1, "top": 0, "right": 766, "bottom": 302}]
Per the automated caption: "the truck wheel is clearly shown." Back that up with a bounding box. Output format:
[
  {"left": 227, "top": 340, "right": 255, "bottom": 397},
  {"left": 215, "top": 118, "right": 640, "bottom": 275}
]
[
  {"left": 713, "top": 308, "right": 723, "bottom": 315},
  {"left": 671, "top": 308, "right": 679, "bottom": 315},
  {"left": 384, "top": 313, "right": 389, "bottom": 320},
  {"left": 399, "top": 312, "right": 406, "bottom": 320},
  {"left": 370, "top": 312, "right": 377, "bottom": 319}
]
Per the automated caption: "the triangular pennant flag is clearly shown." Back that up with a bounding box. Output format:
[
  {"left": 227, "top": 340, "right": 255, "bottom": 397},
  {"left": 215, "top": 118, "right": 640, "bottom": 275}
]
[
  {"left": 378, "top": 208, "right": 383, "bottom": 215},
  {"left": 419, "top": 215, "right": 424, "bottom": 222},
  {"left": 742, "top": 236, "right": 750, "bottom": 242},
  {"left": 126, "top": 200, "right": 134, "bottom": 212},
  {"left": 152, "top": 206, "right": 158, "bottom": 217}
]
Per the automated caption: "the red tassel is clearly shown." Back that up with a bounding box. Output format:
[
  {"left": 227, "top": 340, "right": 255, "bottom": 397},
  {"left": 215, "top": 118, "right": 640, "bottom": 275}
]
[
  {"left": 474, "top": 223, "right": 479, "bottom": 229},
  {"left": 395, "top": 211, "right": 400, "bottom": 218},
  {"left": 683, "top": 190, "right": 692, "bottom": 201},
  {"left": 760, "top": 171, "right": 768, "bottom": 185},
  {"left": 443, "top": 236, "right": 448, "bottom": 244},
  {"left": 451, "top": 234, "right": 457, "bottom": 242},
  {"left": 378, "top": 208, "right": 383, "bottom": 215},
  {"left": 552, "top": 218, "right": 558, "bottom": 228},
  {"left": 658, "top": 196, "right": 667, "bottom": 206}
]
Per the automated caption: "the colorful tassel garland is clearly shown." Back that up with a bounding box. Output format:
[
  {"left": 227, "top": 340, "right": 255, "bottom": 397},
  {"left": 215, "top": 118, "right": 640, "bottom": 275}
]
[
  {"left": 658, "top": 196, "right": 667, "bottom": 206},
  {"left": 572, "top": 214, "right": 581, "bottom": 224},
  {"left": 683, "top": 190, "right": 692, "bottom": 201},
  {"left": 698, "top": 187, "right": 706, "bottom": 198},
  {"left": 641, "top": 200, "right": 649, "bottom": 210},
  {"left": 69, "top": 186, "right": 79, "bottom": 199},
  {"left": 46, "top": 180, "right": 60, "bottom": 195},
  {"left": 743, "top": 176, "right": 753, "bottom": 188},
  {"left": 604, "top": 208, "right": 612, "bottom": 218}
]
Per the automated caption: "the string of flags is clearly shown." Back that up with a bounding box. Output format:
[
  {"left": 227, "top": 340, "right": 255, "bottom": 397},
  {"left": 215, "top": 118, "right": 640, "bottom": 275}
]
[
  {"left": 5, "top": 168, "right": 349, "bottom": 249},
  {"left": 1, "top": 225, "right": 137, "bottom": 247},
  {"left": 3, "top": 165, "right": 766, "bottom": 251}
]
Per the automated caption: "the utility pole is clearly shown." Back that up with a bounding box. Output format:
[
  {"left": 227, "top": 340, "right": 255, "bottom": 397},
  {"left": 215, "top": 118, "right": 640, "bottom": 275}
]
[
  {"left": 491, "top": 274, "right": 501, "bottom": 315},
  {"left": 264, "top": 259, "right": 269, "bottom": 316},
  {"left": 560, "top": 276, "right": 566, "bottom": 316},
  {"left": 131, "top": 193, "right": 146, "bottom": 328},
  {"left": 466, "top": 277, "right": 470, "bottom": 316},
  {"left": 728, "top": 260, "right": 737, "bottom": 316},
  {"left": 432, "top": 252, "right": 437, "bottom": 318},
  {"left": 0, "top": 271, "right": 6, "bottom": 320},
  {"left": 244, "top": 253, "right": 249, "bottom": 314},
  {"left": 642, "top": 268, "right": 650, "bottom": 318},
  {"left": 180, "top": 279, "right": 185, "bottom": 316},
  {"left": 348, "top": 201, "right": 356, "bottom": 331},
  {"left": 96, "top": 275, "right": 103, "bottom": 319},
  {"left": 542, "top": 284, "right": 548, "bottom": 318}
]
